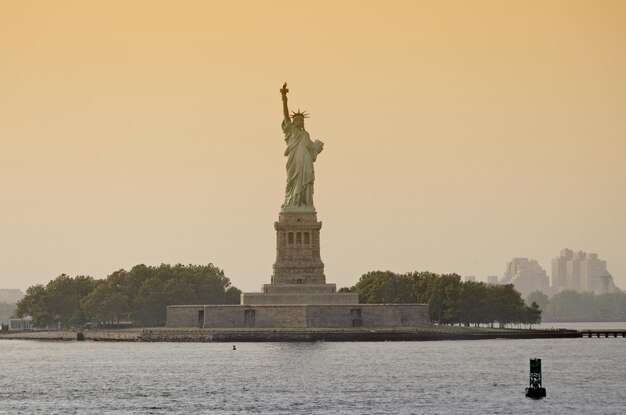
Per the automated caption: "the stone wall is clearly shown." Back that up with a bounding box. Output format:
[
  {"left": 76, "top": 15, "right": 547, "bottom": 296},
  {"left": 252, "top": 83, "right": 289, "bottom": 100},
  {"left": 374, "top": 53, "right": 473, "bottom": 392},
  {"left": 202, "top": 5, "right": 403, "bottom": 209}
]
[
  {"left": 84, "top": 329, "right": 144, "bottom": 341},
  {"left": 361, "top": 305, "right": 401, "bottom": 327},
  {"left": 306, "top": 305, "right": 427, "bottom": 328},
  {"left": 202, "top": 306, "right": 248, "bottom": 328},
  {"left": 0, "top": 330, "right": 77, "bottom": 340},
  {"left": 261, "top": 283, "right": 336, "bottom": 293},
  {"left": 165, "top": 305, "right": 204, "bottom": 328},
  {"left": 241, "top": 292, "right": 359, "bottom": 305},
  {"left": 254, "top": 306, "right": 307, "bottom": 328},
  {"left": 0, "top": 327, "right": 583, "bottom": 342},
  {"left": 398, "top": 305, "right": 427, "bottom": 326},
  {"left": 166, "top": 303, "right": 429, "bottom": 329},
  {"left": 306, "top": 305, "right": 353, "bottom": 328}
]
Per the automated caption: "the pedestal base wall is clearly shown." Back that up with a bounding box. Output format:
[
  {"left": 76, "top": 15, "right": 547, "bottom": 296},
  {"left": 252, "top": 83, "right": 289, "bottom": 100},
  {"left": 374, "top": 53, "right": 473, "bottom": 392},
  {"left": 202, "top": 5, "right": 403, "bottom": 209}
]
[
  {"left": 262, "top": 283, "right": 337, "bottom": 293},
  {"left": 240, "top": 292, "right": 359, "bottom": 305},
  {"left": 166, "top": 303, "right": 429, "bottom": 329}
]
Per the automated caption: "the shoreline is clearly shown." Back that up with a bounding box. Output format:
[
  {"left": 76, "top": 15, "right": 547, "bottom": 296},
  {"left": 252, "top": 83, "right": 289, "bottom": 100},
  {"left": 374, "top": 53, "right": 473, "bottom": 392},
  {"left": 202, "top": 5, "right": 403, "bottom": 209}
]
[{"left": 0, "top": 327, "right": 583, "bottom": 342}]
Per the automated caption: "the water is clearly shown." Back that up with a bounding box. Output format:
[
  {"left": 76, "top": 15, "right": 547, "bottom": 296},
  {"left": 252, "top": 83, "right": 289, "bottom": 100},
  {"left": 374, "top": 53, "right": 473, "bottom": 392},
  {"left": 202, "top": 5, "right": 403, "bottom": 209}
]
[{"left": 1, "top": 332, "right": 625, "bottom": 414}]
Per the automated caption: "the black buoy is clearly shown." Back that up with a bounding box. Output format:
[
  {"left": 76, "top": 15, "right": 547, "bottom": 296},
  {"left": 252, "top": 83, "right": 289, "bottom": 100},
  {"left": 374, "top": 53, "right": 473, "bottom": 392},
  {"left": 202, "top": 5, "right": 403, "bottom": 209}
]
[
  {"left": 525, "top": 358, "right": 546, "bottom": 399},
  {"left": 232, "top": 345, "right": 236, "bottom": 350}
]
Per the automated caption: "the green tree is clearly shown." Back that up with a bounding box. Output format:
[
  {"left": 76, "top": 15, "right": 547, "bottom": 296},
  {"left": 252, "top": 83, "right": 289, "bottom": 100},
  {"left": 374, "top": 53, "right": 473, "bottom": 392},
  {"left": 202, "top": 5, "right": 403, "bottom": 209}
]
[
  {"left": 129, "top": 263, "right": 238, "bottom": 326},
  {"left": 16, "top": 284, "right": 51, "bottom": 327},
  {"left": 427, "top": 274, "right": 462, "bottom": 324},
  {"left": 352, "top": 270, "right": 540, "bottom": 326},
  {"left": 458, "top": 281, "right": 488, "bottom": 326},
  {"left": 549, "top": 290, "right": 584, "bottom": 321},
  {"left": 543, "top": 290, "right": 626, "bottom": 322},
  {"left": 133, "top": 277, "right": 169, "bottom": 326},
  {"left": 81, "top": 282, "right": 129, "bottom": 325},
  {"left": 486, "top": 284, "right": 526, "bottom": 327},
  {"left": 354, "top": 271, "right": 401, "bottom": 304},
  {"left": 527, "top": 291, "right": 550, "bottom": 314},
  {"left": 16, "top": 275, "right": 96, "bottom": 329},
  {"left": 524, "top": 301, "right": 542, "bottom": 326},
  {"left": 225, "top": 286, "right": 243, "bottom": 304},
  {"left": 17, "top": 263, "right": 241, "bottom": 329},
  {"left": 44, "top": 274, "right": 96, "bottom": 328},
  {"left": 593, "top": 292, "right": 626, "bottom": 321},
  {"left": 408, "top": 271, "right": 439, "bottom": 304}
]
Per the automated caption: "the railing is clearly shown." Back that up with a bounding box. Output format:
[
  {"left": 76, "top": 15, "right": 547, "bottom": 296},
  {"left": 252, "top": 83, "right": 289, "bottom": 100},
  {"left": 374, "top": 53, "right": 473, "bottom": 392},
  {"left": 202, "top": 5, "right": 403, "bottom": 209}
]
[{"left": 580, "top": 330, "right": 626, "bottom": 338}]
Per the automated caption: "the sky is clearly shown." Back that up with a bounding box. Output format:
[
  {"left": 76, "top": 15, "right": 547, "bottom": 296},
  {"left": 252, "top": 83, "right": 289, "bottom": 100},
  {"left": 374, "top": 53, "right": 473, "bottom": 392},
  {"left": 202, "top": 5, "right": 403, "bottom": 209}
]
[{"left": 1, "top": 0, "right": 625, "bottom": 293}]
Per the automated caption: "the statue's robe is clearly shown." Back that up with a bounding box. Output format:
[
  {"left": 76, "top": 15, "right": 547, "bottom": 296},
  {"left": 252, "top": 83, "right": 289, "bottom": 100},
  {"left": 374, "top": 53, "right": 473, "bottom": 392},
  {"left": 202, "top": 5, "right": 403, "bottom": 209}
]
[{"left": 281, "top": 118, "right": 324, "bottom": 208}]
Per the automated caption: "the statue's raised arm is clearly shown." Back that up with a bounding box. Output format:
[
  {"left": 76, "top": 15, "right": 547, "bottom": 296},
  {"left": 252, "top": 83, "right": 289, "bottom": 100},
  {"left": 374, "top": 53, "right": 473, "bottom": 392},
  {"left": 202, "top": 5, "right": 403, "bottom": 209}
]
[{"left": 280, "top": 82, "right": 290, "bottom": 122}]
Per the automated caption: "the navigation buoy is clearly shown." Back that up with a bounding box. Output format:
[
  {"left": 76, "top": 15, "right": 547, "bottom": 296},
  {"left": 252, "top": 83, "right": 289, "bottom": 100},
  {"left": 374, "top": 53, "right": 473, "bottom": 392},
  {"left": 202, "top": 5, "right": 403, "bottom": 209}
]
[
  {"left": 525, "top": 358, "right": 546, "bottom": 399},
  {"left": 233, "top": 345, "right": 236, "bottom": 350}
]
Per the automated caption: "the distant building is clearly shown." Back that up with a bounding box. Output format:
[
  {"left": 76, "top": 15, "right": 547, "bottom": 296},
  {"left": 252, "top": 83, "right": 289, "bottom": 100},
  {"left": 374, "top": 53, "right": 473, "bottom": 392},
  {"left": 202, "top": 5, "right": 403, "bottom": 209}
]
[
  {"left": 551, "top": 249, "right": 616, "bottom": 293},
  {"left": 0, "top": 289, "right": 24, "bottom": 304},
  {"left": 464, "top": 276, "right": 476, "bottom": 282},
  {"left": 501, "top": 258, "right": 550, "bottom": 298},
  {"left": 486, "top": 275, "right": 499, "bottom": 285},
  {"left": 9, "top": 316, "right": 32, "bottom": 331}
]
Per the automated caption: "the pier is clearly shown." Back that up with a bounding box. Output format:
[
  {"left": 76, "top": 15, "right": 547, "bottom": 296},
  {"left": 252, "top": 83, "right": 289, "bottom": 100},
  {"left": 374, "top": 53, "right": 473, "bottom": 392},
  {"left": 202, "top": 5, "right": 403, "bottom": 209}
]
[{"left": 581, "top": 330, "right": 626, "bottom": 338}]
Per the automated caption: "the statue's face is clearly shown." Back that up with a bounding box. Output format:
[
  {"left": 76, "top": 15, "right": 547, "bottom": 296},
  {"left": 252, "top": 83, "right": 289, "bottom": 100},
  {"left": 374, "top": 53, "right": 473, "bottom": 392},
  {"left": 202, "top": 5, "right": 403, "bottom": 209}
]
[{"left": 293, "top": 116, "right": 304, "bottom": 128}]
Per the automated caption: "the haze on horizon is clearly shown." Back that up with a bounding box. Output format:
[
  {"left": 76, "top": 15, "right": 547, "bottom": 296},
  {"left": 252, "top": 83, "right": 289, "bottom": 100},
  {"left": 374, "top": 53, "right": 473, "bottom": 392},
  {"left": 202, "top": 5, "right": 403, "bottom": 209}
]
[{"left": 1, "top": 1, "right": 625, "bottom": 293}]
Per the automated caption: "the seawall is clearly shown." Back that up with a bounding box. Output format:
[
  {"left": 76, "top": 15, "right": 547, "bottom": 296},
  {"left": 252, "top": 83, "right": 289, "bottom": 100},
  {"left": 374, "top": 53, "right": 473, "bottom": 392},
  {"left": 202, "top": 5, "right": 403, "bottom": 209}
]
[{"left": 1, "top": 327, "right": 581, "bottom": 342}]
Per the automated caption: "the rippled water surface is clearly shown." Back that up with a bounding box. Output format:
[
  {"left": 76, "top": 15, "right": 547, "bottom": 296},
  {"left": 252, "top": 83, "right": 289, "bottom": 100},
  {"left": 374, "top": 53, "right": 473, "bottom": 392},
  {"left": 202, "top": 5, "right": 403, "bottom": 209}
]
[{"left": 1, "top": 333, "right": 625, "bottom": 414}]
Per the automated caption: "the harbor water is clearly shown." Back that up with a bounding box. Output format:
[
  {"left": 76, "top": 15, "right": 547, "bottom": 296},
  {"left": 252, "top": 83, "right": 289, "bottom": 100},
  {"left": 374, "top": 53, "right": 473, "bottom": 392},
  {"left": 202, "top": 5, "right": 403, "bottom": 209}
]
[{"left": 1, "top": 324, "right": 625, "bottom": 414}]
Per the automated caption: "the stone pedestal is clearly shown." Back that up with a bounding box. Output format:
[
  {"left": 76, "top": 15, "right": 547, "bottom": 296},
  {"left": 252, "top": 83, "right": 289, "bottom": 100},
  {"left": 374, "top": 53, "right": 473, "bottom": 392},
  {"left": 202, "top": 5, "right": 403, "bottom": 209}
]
[
  {"left": 240, "top": 292, "right": 359, "bottom": 305},
  {"left": 271, "top": 209, "right": 325, "bottom": 285},
  {"left": 239, "top": 208, "right": 359, "bottom": 305},
  {"left": 262, "top": 283, "right": 335, "bottom": 294}
]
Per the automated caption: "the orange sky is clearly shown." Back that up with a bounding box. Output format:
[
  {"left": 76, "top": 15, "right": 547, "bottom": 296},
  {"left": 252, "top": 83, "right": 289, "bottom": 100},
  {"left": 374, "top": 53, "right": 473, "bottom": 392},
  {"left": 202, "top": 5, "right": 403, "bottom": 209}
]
[{"left": 1, "top": 1, "right": 625, "bottom": 292}]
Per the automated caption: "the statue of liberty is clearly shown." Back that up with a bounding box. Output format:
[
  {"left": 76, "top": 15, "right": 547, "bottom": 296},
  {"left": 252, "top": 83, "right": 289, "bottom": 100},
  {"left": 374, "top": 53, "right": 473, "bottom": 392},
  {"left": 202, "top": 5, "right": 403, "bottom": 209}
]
[{"left": 279, "top": 82, "right": 324, "bottom": 210}]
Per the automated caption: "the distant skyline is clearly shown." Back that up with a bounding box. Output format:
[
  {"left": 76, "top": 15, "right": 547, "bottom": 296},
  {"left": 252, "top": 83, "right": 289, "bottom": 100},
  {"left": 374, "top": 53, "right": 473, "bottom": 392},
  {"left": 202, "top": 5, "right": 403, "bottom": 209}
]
[{"left": 1, "top": 1, "right": 625, "bottom": 293}]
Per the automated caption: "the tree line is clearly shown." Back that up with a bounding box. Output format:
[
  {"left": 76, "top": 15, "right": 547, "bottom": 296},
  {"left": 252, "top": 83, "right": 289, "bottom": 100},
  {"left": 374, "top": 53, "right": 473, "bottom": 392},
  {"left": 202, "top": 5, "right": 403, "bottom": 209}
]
[
  {"left": 16, "top": 264, "right": 241, "bottom": 328},
  {"left": 341, "top": 271, "right": 541, "bottom": 327},
  {"left": 14, "top": 266, "right": 544, "bottom": 329},
  {"left": 528, "top": 290, "right": 626, "bottom": 322}
]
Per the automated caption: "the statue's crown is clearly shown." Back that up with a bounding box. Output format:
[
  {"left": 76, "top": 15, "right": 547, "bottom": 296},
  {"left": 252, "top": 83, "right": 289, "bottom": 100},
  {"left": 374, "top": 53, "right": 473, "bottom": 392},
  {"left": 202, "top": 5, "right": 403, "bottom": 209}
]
[{"left": 290, "top": 109, "right": 310, "bottom": 119}]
